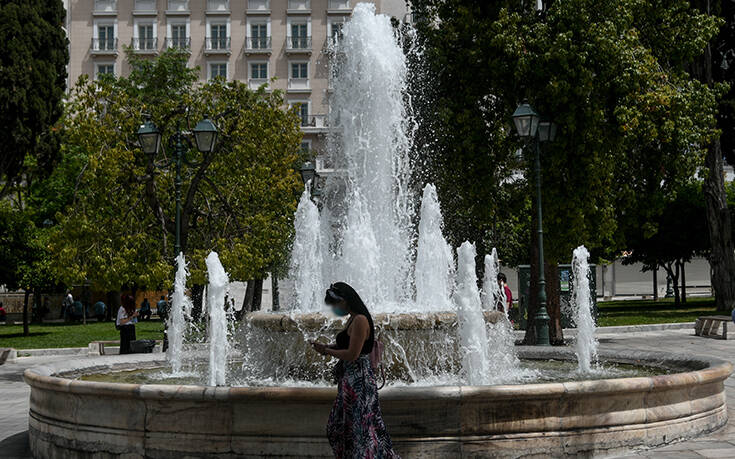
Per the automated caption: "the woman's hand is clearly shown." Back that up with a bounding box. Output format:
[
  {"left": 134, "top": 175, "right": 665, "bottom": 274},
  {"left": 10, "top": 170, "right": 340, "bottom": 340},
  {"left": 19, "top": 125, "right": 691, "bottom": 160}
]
[{"left": 311, "top": 341, "right": 328, "bottom": 355}]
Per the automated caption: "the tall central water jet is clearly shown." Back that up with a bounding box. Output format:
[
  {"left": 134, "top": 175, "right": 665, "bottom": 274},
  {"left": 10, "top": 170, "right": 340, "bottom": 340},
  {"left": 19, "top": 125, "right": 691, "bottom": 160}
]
[
  {"left": 481, "top": 248, "right": 503, "bottom": 311},
  {"left": 289, "top": 183, "right": 324, "bottom": 311},
  {"left": 168, "top": 253, "right": 192, "bottom": 374},
  {"left": 572, "top": 246, "right": 597, "bottom": 373},
  {"left": 206, "top": 252, "right": 230, "bottom": 386},
  {"left": 415, "top": 184, "right": 454, "bottom": 309}
]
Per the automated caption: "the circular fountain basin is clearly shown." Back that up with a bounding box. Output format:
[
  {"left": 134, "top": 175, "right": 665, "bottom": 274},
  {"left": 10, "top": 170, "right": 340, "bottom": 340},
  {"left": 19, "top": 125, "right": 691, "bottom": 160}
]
[{"left": 24, "top": 348, "right": 731, "bottom": 458}]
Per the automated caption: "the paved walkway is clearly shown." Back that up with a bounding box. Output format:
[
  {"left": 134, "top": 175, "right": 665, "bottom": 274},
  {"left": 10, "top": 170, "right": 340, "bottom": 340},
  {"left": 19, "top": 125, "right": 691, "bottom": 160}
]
[{"left": 1, "top": 329, "right": 734, "bottom": 458}]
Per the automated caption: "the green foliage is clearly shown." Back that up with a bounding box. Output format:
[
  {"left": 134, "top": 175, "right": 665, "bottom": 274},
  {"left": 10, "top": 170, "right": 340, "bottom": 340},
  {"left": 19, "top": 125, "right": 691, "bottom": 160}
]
[
  {"left": 51, "top": 49, "right": 303, "bottom": 291},
  {"left": 0, "top": 0, "right": 68, "bottom": 187},
  {"left": 0, "top": 320, "right": 164, "bottom": 350}
]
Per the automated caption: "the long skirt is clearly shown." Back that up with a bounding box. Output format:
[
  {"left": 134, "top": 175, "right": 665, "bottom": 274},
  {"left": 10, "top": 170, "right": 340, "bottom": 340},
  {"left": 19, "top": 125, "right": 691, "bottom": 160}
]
[
  {"left": 327, "top": 355, "right": 400, "bottom": 459},
  {"left": 119, "top": 324, "right": 136, "bottom": 354}
]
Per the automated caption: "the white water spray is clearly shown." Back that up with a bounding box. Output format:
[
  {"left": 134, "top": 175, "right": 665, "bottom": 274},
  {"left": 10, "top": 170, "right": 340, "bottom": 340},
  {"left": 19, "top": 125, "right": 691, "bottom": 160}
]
[
  {"left": 168, "top": 252, "right": 192, "bottom": 374},
  {"left": 206, "top": 252, "right": 230, "bottom": 386},
  {"left": 289, "top": 183, "right": 324, "bottom": 311},
  {"left": 415, "top": 184, "right": 454, "bottom": 309},
  {"left": 454, "top": 242, "right": 490, "bottom": 385},
  {"left": 481, "top": 248, "right": 504, "bottom": 312},
  {"left": 572, "top": 246, "right": 597, "bottom": 373}
]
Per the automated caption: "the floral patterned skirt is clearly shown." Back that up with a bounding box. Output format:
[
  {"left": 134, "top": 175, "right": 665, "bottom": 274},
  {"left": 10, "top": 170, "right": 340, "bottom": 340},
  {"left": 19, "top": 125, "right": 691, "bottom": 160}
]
[{"left": 327, "top": 355, "right": 400, "bottom": 459}]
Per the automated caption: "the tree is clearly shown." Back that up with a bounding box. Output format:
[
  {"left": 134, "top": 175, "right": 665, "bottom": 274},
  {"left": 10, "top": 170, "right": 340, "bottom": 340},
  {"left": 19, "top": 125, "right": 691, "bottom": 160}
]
[
  {"left": 0, "top": 0, "right": 68, "bottom": 190},
  {"left": 411, "top": 0, "right": 721, "bottom": 342},
  {"left": 52, "top": 50, "right": 303, "bottom": 302}
]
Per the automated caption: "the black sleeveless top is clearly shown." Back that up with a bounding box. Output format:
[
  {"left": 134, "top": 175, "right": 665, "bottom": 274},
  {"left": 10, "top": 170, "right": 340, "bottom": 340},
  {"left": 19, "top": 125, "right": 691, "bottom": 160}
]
[{"left": 335, "top": 315, "right": 374, "bottom": 354}]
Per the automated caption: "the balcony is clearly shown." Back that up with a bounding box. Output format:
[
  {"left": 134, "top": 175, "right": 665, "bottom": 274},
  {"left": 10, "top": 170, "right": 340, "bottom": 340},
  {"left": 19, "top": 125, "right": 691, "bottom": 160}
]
[
  {"left": 167, "top": 0, "right": 189, "bottom": 13},
  {"left": 328, "top": 0, "right": 350, "bottom": 12},
  {"left": 286, "top": 36, "right": 311, "bottom": 53},
  {"left": 205, "top": 37, "right": 231, "bottom": 54},
  {"left": 165, "top": 37, "right": 191, "bottom": 51},
  {"left": 288, "top": 77, "right": 310, "bottom": 92},
  {"left": 245, "top": 37, "right": 271, "bottom": 54},
  {"left": 248, "top": 78, "right": 268, "bottom": 90},
  {"left": 288, "top": 0, "right": 310, "bottom": 12},
  {"left": 131, "top": 37, "right": 158, "bottom": 53},
  {"left": 133, "top": 0, "right": 156, "bottom": 14},
  {"left": 207, "top": 0, "right": 230, "bottom": 13},
  {"left": 91, "top": 38, "right": 118, "bottom": 55},
  {"left": 94, "top": 0, "right": 117, "bottom": 15},
  {"left": 301, "top": 114, "right": 328, "bottom": 132},
  {"left": 247, "top": 0, "right": 270, "bottom": 14}
]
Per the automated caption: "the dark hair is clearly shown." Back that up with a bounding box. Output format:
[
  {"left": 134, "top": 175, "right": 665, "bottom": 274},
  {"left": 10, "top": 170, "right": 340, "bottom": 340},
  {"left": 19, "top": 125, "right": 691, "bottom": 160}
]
[
  {"left": 497, "top": 272, "right": 507, "bottom": 283},
  {"left": 325, "top": 282, "right": 374, "bottom": 353},
  {"left": 160, "top": 295, "right": 165, "bottom": 300},
  {"left": 121, "top": 295, "right": 136, "bottom": 316}
]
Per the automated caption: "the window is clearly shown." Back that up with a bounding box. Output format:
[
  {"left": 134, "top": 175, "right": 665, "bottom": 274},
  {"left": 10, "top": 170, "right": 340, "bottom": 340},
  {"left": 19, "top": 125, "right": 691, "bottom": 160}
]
[
  {"left": 298, "top": 103, "right": 309, "bottom": 126},
  {"left": 210, "top": 24, "right": 228, "bottom": 49},
  {"left": 291, "top": 62, "right": 308, "bottom": 79},
  {"left": 210, "top": 63, "right": 227, "bottom": 79},
  {"left": 300, "top": 141, "right": 311, "bottom": 153},
  {"left": 288, "top": 0, "right": 309, "bottom": 9},
  {"left": 98, "top": 25, "right": 115, "bottom": 50},
  {"left": 291, "top": 23, "right": 308, "bottom": 49},
  {"left": 171, "top": 24, "right": 188, "bottom": 48},
  {"left": 138, "top": 24, "right": 154, "bottom": 50},
  {"left": 96, "top": 63, "right": 115, "bottom": 79},
  {"left": 250, "top": 23, "right": 268, "bottom": 49},
  {"left": 250, "top": 62, "right": 267, "bottom": 79},
  {"left": 248, "top": 0, "right": 269, "bottom": 10},
  {"left": 330, "top": 21, "right": 344, "bottom": 44}
]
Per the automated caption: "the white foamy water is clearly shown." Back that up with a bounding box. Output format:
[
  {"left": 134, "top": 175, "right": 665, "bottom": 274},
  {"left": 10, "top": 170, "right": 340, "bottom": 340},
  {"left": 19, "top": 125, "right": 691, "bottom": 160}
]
[
  {"left": 572, "top": 246, "right": 598, "bottom": 373},
  {"left": 205, "top": 252, "right": 230, "bottom": 386},
  {"left": 168, "top": 253, "right": 193, "bottom": 374},
  {"left": 415, "top": 183, "right": 454, "bottom": 309},
  {"left": 288, "top": 183, "right": 324, "bottom": 311},
  {"left": 481, "top": 248, "right": 503, "bottom": 312}
]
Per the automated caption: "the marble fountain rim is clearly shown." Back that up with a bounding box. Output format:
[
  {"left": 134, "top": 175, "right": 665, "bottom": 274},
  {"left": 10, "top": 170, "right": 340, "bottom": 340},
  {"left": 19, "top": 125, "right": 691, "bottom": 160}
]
[{"left": 23, "top": 347, "right": 733, "bottom": 401}]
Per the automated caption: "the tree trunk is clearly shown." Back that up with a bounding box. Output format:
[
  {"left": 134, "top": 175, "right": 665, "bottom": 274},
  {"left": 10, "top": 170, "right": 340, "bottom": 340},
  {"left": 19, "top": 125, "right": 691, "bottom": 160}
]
[
  {"left": 252, "top": 279, "right": 263, "bottom": 311},
  {"left": 664, "top": 262, "right": 681, "bottom": 306},
  {"left": 680, "top": 260, "right": 687, "bottom": 304},
  {"left": 241, "top": 280, "right": 256, "bottom": 315},
  {"left": 653, "top": 267, "right": 658, "bottom": 301},
  {"left": 272, "top": 276, "right": 280, "bottom": 311},
  {"left": 23, "top": 290, "right": 30, "bottom": 336},
  {"left": 546, "top": 261, "right": 563, "bottom": 345}
]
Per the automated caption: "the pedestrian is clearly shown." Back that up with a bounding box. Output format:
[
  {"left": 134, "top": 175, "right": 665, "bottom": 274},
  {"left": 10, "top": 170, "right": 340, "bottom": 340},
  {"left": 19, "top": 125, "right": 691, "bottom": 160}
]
[
  {"left": 0, "top": 302, "right": 6, "bottom": 323},
  {"left": 93, "top": 301, "right": 106, "bottom": 322},
  {"left": 117, "top": 295, "right": 138, "bottom": 354},
  {"left": 497, "top": 272, "right": 513, "bottom": 315},
  {"left": 311, "top": 282, "right": 400, "bottom": 459},
  {"left": 61, "top": 290, "right": 73, "bottom": 320},
  {"left": 156, "top": 295, "right": 169, "bottom": 321},
  {"left": 139, "top": 298, "right": 152, "bottom": 321}
]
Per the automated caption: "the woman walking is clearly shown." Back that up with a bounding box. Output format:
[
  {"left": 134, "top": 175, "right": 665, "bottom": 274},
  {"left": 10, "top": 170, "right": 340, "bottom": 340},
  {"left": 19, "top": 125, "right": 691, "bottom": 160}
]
[
  {"left": 311, "top": 282, "right": 400, "bottom": 459},
  {"left": 116, "top": 295, "right": 138, "bottom": 354}
]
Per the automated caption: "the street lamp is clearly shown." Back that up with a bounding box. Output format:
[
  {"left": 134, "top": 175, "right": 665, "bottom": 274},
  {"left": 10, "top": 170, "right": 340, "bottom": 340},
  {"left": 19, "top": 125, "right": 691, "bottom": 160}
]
[
  {"left": 137, "top": 114, "right": 218, "bottom": 257},
  {"left": 298, "top": 161, "right": 322, "bottom": 201},
  {"left": 512, "top": 101, "right": 556, "bottom": 346}
]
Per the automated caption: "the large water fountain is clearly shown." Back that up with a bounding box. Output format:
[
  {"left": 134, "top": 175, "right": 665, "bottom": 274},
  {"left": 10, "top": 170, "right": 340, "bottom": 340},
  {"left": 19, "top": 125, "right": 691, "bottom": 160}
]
[{"left": 24, "top": 4, "right": 731, "bottom": 458}]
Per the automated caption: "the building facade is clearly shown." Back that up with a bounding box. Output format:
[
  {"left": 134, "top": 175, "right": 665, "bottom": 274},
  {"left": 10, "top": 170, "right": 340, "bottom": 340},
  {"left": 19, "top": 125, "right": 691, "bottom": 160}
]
[{"left": 65, "top": 0, "right": 408, "bottom": 155}]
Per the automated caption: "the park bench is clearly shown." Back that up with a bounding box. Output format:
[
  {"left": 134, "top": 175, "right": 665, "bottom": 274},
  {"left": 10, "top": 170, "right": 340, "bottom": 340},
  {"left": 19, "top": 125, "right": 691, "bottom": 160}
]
[
  {"left": 88, "top": 340, "right": 120, "bottom": 356},
  {"left": 694, "top": 316, "right": 731, "bottom": 340}
]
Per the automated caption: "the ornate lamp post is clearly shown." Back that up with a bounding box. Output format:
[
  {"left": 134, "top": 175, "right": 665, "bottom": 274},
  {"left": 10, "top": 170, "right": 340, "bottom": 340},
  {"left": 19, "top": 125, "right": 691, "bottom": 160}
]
[
  {"left": 298, "top": 160, "right": 321, "bottom": 200},
  {"left": 137, "top": 114, "right": 218, "bottom": 257},
  {"left": 512, "top": 102, "right": 557, "bottom": 346}
]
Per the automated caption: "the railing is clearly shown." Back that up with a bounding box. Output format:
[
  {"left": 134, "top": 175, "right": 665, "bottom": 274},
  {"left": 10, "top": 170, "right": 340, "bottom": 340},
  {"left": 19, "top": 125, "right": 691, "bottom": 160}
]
[
  {"left": 207, "top": 0, "right": 229, "bottom": 11},
  {"left": 131, "top": 37, "right": 158, "bottom": 51},
  {"left": 248, "top": 78, "right": 268, "bottom": 90},
  {"left": 165, "top": 37, "right": 191, "bottom": 50},
  {"left": 288, "top": 77, "right": 310, "bottom": 90},
  {"left": 91, "top": 38, "right": 118, "bottom": 52},
  {"left": 328, "top": 0, "right": 350, "bottom": 9},
  {"left": 168, "top": 0, "right": 189, "bottom": 11},
  {"left": 134, "top": 0, "right": 155, "bottom": 11},
  {"left": 94, "top": 0, "right": 116, "bottom": 12},
  {"left": 288, "top": 0, "right": 310, "bottom": 9},
  {"left": 301, "top": 114, "right": 328, "bottom": 128},
  {"left": 287, "top": 36, "right": 312, "bottom": 51},
  {"left": 248, "top": 0, "right": 269, "bottom": 10},
  {"left": 205, "top": 37, "right": 231, "bottom": 51},
  {"left": 246, "top": 36, "right": 272, "bottom": 50}
]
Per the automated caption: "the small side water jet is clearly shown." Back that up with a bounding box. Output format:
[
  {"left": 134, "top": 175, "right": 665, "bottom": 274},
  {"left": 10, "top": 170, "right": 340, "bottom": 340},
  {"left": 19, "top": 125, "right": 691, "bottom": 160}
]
[
  {"left": 414, "top": 183, "right": 454, "bottom": 309},
  {"left": 572, "top": 245, "right": 598, "bottom": 373},
  {"left": 481, "top": 248, "right": 503, "bottom": 311},
  {"left": 454, "top": 241, "right": 490, "bottom": 385},
  {"left": 206, "top": 252, "right": 230, "bottom": 386},
  {"left": 168, "top": 252, "right": 192, "bottom": 374},
  {"left": 288, "top": 183, "right": 324, "bottom": 311}
]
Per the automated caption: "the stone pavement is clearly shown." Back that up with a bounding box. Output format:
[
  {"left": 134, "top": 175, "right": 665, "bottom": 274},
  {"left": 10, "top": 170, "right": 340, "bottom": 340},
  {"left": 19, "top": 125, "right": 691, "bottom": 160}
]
[{"left": 1, "top": 329, "right": 735, "bottom": 458}]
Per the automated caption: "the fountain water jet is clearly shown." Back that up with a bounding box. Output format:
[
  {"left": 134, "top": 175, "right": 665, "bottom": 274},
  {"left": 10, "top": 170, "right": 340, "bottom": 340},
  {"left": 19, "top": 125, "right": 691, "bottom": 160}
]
[
  {"left": 206, "top": 252, "right": 230, "bottom": 386},
  {"left": 481, "top": 248, "right": 503, "bottom": 311},
  {"left": 288, "top": 182, "right": 324, "bottom": 311},
  {"left": 414, "top": 183, "right": 454, "bottom": 309},
  {"left": 168, "top": 252, "right": 192, "bottom": 374},
  {"left": 572, "top": 245, "right": 597, "bottom": 373}
]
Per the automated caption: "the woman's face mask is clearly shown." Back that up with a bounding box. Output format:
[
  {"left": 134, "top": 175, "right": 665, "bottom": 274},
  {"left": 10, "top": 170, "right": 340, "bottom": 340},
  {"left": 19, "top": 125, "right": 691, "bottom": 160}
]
[{"left": 331, "top": 305, "right": 349, "bottom": 316}]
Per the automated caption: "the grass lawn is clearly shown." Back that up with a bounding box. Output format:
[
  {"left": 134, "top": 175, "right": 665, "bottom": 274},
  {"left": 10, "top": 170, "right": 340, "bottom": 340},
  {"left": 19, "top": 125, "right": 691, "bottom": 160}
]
[
  {"left": 0, "top": 320, "right": 165, "bottom": 350},
  {"left": 597, "top": 296, "right": 719, "bottom": 327}
]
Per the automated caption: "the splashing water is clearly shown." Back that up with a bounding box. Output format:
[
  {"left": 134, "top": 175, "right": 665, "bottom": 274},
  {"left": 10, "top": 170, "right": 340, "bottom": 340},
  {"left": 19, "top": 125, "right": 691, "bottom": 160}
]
[
  {"left": 481, "top": 248, "right": 504, "bottom": 312},
  {"left": 572, "top": 246, "right": 597, "bottom": 373},
  {"left": 415, "top": 183, "right": 454, "bottom": 309},
  {"left": 454, "top": 242, "right": 490, "bottom": 385},
  {"left": 288, "top": 183, "right": 324, "bottom": 311},
  {"left": 206, "top": 252, "right": 230, "bottom": 386},
  {"left": 168, "top": 253, "right": 193, "bottom": 374}
]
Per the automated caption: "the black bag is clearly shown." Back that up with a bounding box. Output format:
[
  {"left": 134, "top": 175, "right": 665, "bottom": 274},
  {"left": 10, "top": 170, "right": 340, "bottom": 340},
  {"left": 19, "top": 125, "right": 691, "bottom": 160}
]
[{"left": 130, "top": 339, "right": 156, "bottom": 354}]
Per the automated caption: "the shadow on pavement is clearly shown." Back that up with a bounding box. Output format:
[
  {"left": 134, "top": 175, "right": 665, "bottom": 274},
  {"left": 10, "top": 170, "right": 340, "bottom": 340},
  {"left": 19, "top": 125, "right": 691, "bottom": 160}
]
[{"left": 0, "top": 430, "right": 31, "bottom": 458}]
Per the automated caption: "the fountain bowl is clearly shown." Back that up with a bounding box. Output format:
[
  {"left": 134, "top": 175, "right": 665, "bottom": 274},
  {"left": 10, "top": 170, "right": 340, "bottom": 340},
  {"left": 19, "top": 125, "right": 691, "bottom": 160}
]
[{"left": 24, "top": 347, "right": 731, "bottom": 458}]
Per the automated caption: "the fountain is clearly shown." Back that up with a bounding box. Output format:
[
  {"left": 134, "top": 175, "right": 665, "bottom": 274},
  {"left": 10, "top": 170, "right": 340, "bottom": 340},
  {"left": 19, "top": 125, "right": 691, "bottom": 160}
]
[
  {"left": 481, "top": 248, "right": 503, "bottom": 311},
  {"left": 572, "top": 245, "right": 598, "bottom": 373},
  {"left": 23, "top": 4, "right": 732, "bottom": 458},
  {"left": 168, "top": 252, "right": 192, "bottom": 374}
]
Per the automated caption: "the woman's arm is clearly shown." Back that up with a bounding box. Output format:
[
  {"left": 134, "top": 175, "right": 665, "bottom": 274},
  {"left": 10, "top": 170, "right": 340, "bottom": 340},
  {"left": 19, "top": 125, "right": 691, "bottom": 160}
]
[{"left": 323, "top": 315, "right": 369, "bottom": 362}]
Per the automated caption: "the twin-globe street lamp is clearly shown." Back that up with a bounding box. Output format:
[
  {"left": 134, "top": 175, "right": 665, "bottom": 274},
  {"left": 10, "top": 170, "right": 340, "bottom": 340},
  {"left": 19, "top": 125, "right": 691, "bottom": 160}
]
[
  {"left": 512, "top": 101, "right": 557, "bottom": 346},
  {"left": 298, "top": 160, "right": 322, "bottom": 200},
  {"left": 137, "top": 114, "right": 219, "bottom": 257}
]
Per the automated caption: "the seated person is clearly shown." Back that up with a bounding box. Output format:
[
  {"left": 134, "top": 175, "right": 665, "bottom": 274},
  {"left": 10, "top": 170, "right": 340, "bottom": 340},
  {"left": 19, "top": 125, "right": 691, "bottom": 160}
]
[
  {"left": 156, "top": 296, "right": 169, "bottom": 321},
  {"left": 93, "top": 301, "right": 106, "bottom": 322}
]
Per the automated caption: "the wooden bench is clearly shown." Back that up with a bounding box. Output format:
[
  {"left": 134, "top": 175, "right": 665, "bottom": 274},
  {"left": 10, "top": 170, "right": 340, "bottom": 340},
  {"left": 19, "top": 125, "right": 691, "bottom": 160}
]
[
  {"left": 695, "top": 316, "right": 732, "bottom": 340},
  {"left": 88, "top": 340, "right": 120, "bottom": 356}
]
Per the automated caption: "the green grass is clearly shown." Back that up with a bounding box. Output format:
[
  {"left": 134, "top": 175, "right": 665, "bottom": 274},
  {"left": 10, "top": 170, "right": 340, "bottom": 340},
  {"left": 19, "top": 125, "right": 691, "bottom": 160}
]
[
  {"left": 597, "top": 296, "right": 718, "bottom": 327},
  {"left": 0, "top": 320, "right": 165, "bottom": 350}
]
